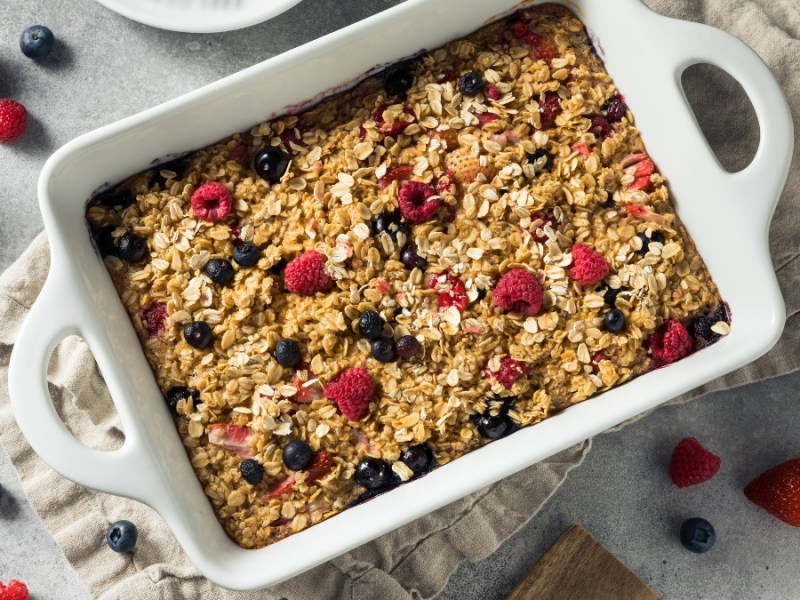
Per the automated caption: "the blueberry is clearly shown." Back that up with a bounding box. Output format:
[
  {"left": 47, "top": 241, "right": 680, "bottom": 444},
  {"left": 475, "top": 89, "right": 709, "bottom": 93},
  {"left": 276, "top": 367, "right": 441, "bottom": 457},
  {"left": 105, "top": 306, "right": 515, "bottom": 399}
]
[
  {"left": 94, "top": 188, "right": 134, "bottom": 210},
  {"left": 232, "top": 242, "right": 261, "bottom": 267},
  {"left": 117, "top": 233, "right": 148, "bottom": 263},
  {"left": 635, "top": 232, "right": 651, "bottom": 255},
  {"left": 475, "top": 287, "right": 488, "bottom": 302},
  {"left": 651, "top": 231, "right": 666, "bottom": 245},
  {"left": 680, "top": 518, "right": 716, "bottom": 553},
  {"left": 204, "top": 259, "right": 234, "bottom": 285},
  {"left": 274, "top": 338, "right": 301, "bottom": 368},
  {"left": 239, "top": 459, "right": 265, "bottom": 484},
  {"left": 371, "top": 338, "right": 397, "bottom": 362},
  {"left": 690, "top": 315, "right": 719, "bottom": 344},
  {"left": 382, "top": 62, "right": 415, "bottom": 98},
  {"left": 183, "top": 321, "right": 213, "bottom": 349},
  {"left": 458, "top": 71, "right": 483, "bottom": 96},
  {"left": 396, "top": 335, "right": 421, "bottom": 359},
  {"left": 165, "top": 386, "right": 199, "bottom": 414},
  {"left": 106, "top": 520, "right": 138, "bottom": 553},
  {"left": 373, "top": 210, "right": 407, "bottom": 241},
  {"left": 155, "top": 155, "right": 192, "bottom": 184},
  {"left": 714, "top": 304, "right": 730, "bottom": 324},
  {"left": 355, "top": 457, "right": 392, "bottom": 490},
  {"left": 526, "top": 149, "right": 554, "bottom": 174},
  {"left": 601, "top": 283, "right": 622, "bottom": 306},
  {"left": 476, "top": 413, "right": 510, "bottom": 440},
  {"left": 254, "top": 146, "right": 290, "bottom": 184},
  {"left": 358, "top": 310, "right": 384, "bottom": 339},
  {"left": 400, "top": 243, "right": 427, "bottom": 270},
  {"left": 282, "top": 439, "right": 314, "bottom": 471},
  {"left": 603, "top": 94, "right": 628, "bottom": 123},
  {"left": 267, "top": 257, "right": 287, "bottom": 275},
  {"left": 400, "top": 444, "right": 434, "bottom": 475},
  {"left": 603, "top": 308, "right": 626, "bottom": 333},
  {"left": 20, "top": 25, "right": 55, "bottom": 59},
  {"left": 91, "top": 224, "right": 118, "bottom": 258}
]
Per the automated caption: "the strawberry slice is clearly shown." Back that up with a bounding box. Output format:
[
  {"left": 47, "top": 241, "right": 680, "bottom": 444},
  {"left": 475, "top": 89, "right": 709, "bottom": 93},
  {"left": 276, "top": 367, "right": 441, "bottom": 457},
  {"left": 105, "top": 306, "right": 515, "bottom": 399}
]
[
  {"left": 379, "top": 165, "right": 414, "bottom": 189},
  {"left": 626, "top": 202, "right": 668, "bottom": 224},
  {"left": 207, "top": 424, "right": 254, "bottom": 457},
  {"left": 292, "top": 365, "right": 324, "bottom": 404},
  {"left": 572, "top": 142, "right": 591, "bottom": 157},
  {"left": 473, "top": 112, "right": 499, "bottom": 127},
  {"left": 263, "top": 450, "right": 334, "bottom": 499}
]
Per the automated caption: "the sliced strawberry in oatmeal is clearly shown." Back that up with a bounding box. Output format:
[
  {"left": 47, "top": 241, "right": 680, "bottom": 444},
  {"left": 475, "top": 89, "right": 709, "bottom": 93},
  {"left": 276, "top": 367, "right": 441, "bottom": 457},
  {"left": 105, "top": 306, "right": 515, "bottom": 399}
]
[{"left": 207, "top": 424, "right": 254, "bottom": 457}]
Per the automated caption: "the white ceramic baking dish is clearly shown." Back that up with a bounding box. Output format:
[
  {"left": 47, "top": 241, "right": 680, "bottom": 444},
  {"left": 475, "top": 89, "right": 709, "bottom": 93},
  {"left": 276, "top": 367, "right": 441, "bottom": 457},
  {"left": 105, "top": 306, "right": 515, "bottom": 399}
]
[{"left": 8, "top": 0, "right": 793, "bottom": 591}]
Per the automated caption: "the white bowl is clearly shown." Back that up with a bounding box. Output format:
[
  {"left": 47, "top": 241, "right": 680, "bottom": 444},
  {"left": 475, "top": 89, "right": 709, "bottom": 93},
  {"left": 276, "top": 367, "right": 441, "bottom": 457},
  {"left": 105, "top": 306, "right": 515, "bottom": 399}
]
[
  {"left": 94, "top": 0, "right": 303, "bottom": 33},
  {"left": 8, "top": 0, "right": 793, "bottom": 591}
]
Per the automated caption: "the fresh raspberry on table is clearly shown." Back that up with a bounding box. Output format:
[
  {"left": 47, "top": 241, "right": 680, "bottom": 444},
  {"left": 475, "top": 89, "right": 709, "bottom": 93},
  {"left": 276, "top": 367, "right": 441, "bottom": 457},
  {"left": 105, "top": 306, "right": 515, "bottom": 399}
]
[
  {"left": 649, "top": 319, "right": 692, "bottom": 365},
  {"left": 539, "top": 91, "right": 562, "bottom": 129},
  {"left": 670, "top": 437, "right": 721, "bottom": 488},
  {"left": 484, "top": 356, "right": 530, "bottom": 389},
  {"left": 493, "top": 268, "right": 543, "bottom": 316},
  {"left": 0, "top": 580, "right": 30, "bottom": 600},
  {"left": 569, "top": 243, "right": 609, "bottom": 286},
  {"left": 0, "top": 99, "right": 28, "bottom": 143},
  {"left": 284, "top": 250, "right": 333, "bottom": 296},
  {"left": 744, "top": 459, "right": 800, "bottom": 527},
  {"left": 325, "top": 367, "right": 374, "bottom": 421},
  {"left": 398, "top": 180, "right": 440, "bottom": 224},
  {"left": 190, "top": 181, "right": 233, "bottom": 222}
]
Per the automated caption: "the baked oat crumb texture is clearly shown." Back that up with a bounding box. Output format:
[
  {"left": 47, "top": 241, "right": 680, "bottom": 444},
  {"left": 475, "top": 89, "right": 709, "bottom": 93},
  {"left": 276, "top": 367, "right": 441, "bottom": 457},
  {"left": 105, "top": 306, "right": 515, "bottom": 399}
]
[{"left": 86, "top": 4, "right": 727, "bottom": 549}]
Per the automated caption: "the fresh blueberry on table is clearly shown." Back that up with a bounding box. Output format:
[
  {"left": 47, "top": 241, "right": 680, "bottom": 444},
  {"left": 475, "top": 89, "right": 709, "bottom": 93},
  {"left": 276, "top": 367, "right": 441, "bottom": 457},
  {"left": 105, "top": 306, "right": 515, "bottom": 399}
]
[
  {"left": 274, "top": 338, "right": 301, "bottom": 368},
  {"left": 400, "top": 443, "right": 434, "bottom": 475},
  {"left": 117, "top": 233, "right": 148, "bottom": 263},
  {"left": 603, "top": 308, "right": 626, "bottom": 333},
  {"left": 371, "top": 338, "right": 397, "bottom": 362},
  {"left": 20, "top": 24, "right": 55, "bottom": 59},
  {"left": 106, "top": 520, "right": 138, "bottom": 553},
  {"left": 680, "top": 517, "right": 716, "bottom": 553},
  {"left": 232, "top": 241, "right": 261, "bottom": 267},
  {"left": 183, "top": 321, "right": 213, "bottom": 349},
  {"left": 458, "top": 71, "right": 483, "bottom": 96},
  {"left": 239, "top": 459, "right": 265, "bottom": 485},
  {"left": 283, "top": 439, "right": 314, "bottom": 471},
  {"left": 355, "top": 457, "right": 392, "bottom": 490},
  {"left": 358, "top": 310, "right": 384, "bottom": 339},
  {"left": 253, "top": 146, "right": 290, "bottom": 184},
  {"left": 204, "top": 258, "right": 234, "bottom": 284}
]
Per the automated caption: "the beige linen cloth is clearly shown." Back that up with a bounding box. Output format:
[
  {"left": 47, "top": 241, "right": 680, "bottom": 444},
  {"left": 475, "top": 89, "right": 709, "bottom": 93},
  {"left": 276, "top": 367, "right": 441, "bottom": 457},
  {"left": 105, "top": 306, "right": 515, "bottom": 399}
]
[{"left": 1, "top": 1, "right": 798, "bottom": 598}]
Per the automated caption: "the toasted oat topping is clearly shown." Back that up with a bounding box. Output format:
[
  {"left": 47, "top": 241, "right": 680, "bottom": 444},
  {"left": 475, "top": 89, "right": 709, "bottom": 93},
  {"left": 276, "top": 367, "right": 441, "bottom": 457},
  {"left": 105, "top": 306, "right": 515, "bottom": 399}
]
[{"left": 86, "top": 4, "right": 724, "bottom": 549}]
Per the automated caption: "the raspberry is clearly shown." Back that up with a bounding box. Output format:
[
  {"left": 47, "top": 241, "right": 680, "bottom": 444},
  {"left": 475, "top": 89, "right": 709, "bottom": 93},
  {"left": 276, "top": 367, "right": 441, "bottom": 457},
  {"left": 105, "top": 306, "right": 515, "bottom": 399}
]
[
  {"left": 486, "top": 84, "right": 501, "bottom": 100},
  {"left": 529, "top": 211, "right": 558, "bottom": 243},
  {"left": 484, "top": 356, "right": 530, "bottom": 389},
  {"left": 649, "top": 319, "right": 692, "bottom": 365},
  {"left": 590, "top": 115, "right": 613, "bottom": 140},
  {"left": 539, "top": 91, "right": 562, "bottom": 129},
  {"left": 569, "top": 243, "right": 609, "bottom": 286},
  {"left": 373, "top": 105, "right": 413, "bottom": 137},
  {"left": 284, "top": 250, "right": 333, "bottom": 296},
  {"left": 744, "top": 459, "right": 800, "bottom": 527},
  {"left": 473, "top": 112, "right": 500, "bottom": 127},
  {"left": 511, "top": 22, "right": 528, "bottom": 39},
  {"left": 398, "top": 180, "right": 440, "bottom": 224},
  {"left": 378, "top": 164, "right": 414, "bottom": 189},
  {"left": 325, "top": 367, "right": 374, "bottom": 421},
  {"left": 670, "top": 437, "right": 721, "bottom": 488},
  {"left": 0, "top": 580, "right": 29, "bottom": 600},
  {"left": 429, "top": 271, "right": 468, "bottom": 312},
  {"left": 190, "top": 181, "right": 232, "bottom": 222},
  {"left": 493, "top": 268, "right": 543, "bottom": 316},
  {"left": 532, "top": 37, "right": 559, "bottom": 62},
  {"left": 141, "top": 301, "right": 167, "bottom": 338},
  {"left": 0, "top": 99, "right": 28, "bottom": 143},
  {"left": 523, "top": 32, "right": 540, "bottom": 46}
]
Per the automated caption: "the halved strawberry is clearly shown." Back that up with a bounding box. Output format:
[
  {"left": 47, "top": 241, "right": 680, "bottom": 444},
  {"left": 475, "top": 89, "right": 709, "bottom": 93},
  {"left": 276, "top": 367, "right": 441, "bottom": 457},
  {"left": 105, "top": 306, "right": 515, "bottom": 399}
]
[
  {"left": 207, "top": 424, "right": 254, "bottom": 457},
  {"left": 745, "top": 459, "right": 800, "bottom": 527}
]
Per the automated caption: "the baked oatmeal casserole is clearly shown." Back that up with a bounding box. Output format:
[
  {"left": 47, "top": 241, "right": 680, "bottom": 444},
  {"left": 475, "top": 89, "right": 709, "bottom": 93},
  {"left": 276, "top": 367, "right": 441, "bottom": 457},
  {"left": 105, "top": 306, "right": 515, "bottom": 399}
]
[{"left": 86, "top": 4, "right": 729, "bottom": 549}]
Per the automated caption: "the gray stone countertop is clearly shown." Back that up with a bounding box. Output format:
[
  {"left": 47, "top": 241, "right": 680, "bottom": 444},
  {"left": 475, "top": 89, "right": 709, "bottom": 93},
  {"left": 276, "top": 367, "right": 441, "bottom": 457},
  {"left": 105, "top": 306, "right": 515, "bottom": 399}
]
[{"left": 1, "top": 1, "right": 797, "bottom": 599}]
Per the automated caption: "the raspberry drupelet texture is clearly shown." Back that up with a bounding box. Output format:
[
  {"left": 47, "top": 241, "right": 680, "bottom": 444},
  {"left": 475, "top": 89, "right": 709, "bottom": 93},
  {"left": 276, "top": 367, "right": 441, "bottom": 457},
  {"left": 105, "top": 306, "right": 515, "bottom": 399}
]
[
  {"left": 284, "top": 250, "right": 333, "bottom": 296},
  {"left": 493, "top": 268, "right": 543, "bottom": 316},
  {"left": 398, "top": 180, "right": 440, "bottom": 223},
  {"left": 0, "top": 579, "right": 30, "bottom": 600},
  {"left": 649, "top": 319, "right": 692, "bottom": 365},
  {"left": 670, "top": 437, "right": 721, "bottom": 488},
  {"left": 190, "top": 181, "right": 233, "bottom": 222},
  {"left": 485, "top": 357, "right": 530, "bottom": 390},
  {"left": 0, "top": 99, "right": 28, "bottom": 143},
  {"left": 570, "top": 243, "right": 609, "bottom": 286},
  {"left": 324, "top": 367, "right": 374, "bottom": 421}
]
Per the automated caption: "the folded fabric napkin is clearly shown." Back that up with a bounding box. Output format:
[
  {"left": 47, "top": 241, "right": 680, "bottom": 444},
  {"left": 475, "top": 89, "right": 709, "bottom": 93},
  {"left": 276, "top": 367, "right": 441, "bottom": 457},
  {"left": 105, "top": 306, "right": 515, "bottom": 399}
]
[{"left": 0, "top": 0, "right": 798, "bottom": 598}]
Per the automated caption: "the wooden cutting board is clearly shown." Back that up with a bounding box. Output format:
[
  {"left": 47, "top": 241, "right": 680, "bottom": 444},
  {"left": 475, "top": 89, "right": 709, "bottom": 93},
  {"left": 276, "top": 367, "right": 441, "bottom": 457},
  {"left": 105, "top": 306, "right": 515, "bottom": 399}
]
[{"left": 507, "top": 524, "right": 659, "bottom": 600}]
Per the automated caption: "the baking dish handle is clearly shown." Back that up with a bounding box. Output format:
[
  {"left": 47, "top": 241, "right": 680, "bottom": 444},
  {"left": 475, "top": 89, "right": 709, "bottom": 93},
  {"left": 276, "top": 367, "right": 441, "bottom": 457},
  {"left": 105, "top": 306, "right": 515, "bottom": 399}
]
[
  {"left": 7, "top": 267, "right": 155, "bottom": 498},
  {"left": 662, "top": 18, "right": 794, "bottom": 230}
]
